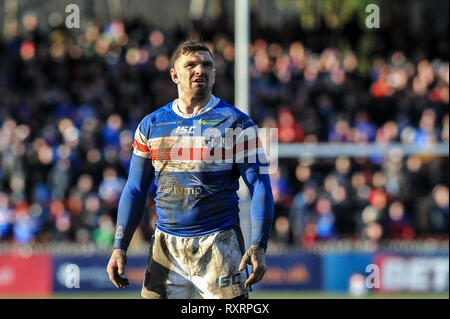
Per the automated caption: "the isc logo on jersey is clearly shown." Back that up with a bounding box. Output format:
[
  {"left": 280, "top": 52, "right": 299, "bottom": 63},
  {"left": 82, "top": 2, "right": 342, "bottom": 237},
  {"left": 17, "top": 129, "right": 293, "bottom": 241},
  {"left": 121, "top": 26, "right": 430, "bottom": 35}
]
[{"left": 174, "top": 125, "right": 195, "bottom": 134}]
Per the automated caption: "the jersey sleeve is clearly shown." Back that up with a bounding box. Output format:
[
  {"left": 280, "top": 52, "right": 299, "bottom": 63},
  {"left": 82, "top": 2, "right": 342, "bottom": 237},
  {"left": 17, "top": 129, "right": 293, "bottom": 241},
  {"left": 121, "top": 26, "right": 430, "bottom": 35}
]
[
  {"left": 114, "top": 117, "right": 154, "bottom": 251},
  {"left": 132, "top": 117, "right": 152, "bottom": 159},
  {"left": 233, "top": 114, "right": 274, "bottom": 251},
  {"left": 233, "top": 117, "right": 269, "bottom": 170}
]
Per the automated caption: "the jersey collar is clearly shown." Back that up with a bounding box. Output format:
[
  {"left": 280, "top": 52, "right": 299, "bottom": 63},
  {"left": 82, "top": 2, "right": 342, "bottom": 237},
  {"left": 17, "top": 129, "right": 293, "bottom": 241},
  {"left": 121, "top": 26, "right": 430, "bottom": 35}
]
[{"left": 172, "top": 95, "right": 220, "bottom": 119}]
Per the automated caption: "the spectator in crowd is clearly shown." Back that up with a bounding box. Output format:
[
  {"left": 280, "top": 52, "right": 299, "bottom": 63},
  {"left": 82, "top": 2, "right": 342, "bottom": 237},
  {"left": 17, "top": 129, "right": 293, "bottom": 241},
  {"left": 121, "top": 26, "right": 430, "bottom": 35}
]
[
  {"left": 314, "top": 197, "right": 336, "bottom": 240},
  {"left": 277, "top": 107, "right": 304, "bottom": 143},
  {"left": 418, "top": 185, "right": 449, "bottom": 235},
  {"left": 385, "top": 200, "right": 415, "bottom": 239},
  {"left": 289, "top": 182, "right": 317, "bottom": 246}
]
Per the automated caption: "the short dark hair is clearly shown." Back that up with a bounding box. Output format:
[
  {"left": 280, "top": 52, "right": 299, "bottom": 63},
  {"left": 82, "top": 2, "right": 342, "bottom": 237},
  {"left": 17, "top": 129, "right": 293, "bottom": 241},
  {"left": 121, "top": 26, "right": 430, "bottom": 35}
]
[{"left": 170, "top": 40, "right": 213, "bottom": 68}]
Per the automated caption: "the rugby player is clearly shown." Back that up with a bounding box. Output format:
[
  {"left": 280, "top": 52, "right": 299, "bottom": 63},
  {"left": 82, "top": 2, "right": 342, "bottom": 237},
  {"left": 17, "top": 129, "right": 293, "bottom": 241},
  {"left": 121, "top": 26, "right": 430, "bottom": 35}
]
[{"left": 106, "top": 40, "right": 274, "bottom": 299}]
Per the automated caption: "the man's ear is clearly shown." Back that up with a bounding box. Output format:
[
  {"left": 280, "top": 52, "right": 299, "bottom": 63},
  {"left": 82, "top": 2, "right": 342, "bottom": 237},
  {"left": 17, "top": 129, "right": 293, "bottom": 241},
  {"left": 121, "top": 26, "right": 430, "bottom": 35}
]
[{"left": 170, "top": 68, "right": 178, "bottom": 84}]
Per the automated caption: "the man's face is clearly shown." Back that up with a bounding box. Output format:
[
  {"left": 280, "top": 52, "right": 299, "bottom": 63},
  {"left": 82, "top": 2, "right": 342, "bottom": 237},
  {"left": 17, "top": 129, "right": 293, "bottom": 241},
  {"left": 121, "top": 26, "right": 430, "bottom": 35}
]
[{"left": 171, "top": 50, "right": 216, "bottom": 99}]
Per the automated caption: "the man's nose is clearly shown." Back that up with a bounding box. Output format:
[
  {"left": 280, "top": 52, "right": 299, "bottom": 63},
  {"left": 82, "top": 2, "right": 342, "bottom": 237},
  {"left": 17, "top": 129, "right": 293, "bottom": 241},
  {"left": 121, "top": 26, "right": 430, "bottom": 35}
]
[{"left": 194, "top": 64, "right": 205, "bottom": 75}]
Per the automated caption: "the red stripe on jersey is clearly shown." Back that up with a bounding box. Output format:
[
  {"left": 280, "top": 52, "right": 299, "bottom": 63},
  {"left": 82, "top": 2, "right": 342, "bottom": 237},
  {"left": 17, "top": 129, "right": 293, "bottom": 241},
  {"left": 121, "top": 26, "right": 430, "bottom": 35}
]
[
  {"left": 233, "top": 137, "right": 262, "bottom": 154},
  {"left": 151, "top": 147, "right": 233, "bottom": 161},
  {"left": 133, "top": 139, "right": 150, "bottom": 153},
  {"left": 149, "top": 137, "right": 263, "bottom": 161}
]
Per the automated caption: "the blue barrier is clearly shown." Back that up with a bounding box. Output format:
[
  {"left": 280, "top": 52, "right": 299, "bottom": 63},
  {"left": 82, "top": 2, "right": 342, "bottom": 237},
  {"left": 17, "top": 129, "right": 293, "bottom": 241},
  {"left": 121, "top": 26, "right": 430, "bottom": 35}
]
[
  {"left": 322, "top": 253, "right": 374, "bottom": 292},
  {"left": 256, "top": 253, "right": 322, "bottom": 290},
  {"left": 49, "top": 251, "right": 449, "bottom": 293},
  {"left": 52, "top": 255, "right": 147, "bottom": 292}
]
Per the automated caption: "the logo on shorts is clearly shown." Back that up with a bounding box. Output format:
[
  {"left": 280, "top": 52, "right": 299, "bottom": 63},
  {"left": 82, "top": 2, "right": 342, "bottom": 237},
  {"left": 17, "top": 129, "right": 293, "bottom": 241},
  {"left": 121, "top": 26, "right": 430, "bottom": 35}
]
[{"left": 215, "top": 273, "right": 243, "bottom": 289}]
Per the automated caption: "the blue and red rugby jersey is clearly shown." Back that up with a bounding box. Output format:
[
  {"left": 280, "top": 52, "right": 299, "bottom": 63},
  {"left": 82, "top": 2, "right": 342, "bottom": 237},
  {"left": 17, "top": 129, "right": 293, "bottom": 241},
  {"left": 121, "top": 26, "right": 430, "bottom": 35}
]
[{"left": 114, "top": 95, "right": 274, "bottom": 251}]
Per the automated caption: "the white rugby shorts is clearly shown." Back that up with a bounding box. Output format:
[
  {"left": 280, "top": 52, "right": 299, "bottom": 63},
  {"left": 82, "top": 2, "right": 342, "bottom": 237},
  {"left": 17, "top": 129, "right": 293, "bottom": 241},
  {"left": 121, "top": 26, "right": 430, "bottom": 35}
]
[{"left": 141, "top": 227, "right": 249, "bottom": 299}]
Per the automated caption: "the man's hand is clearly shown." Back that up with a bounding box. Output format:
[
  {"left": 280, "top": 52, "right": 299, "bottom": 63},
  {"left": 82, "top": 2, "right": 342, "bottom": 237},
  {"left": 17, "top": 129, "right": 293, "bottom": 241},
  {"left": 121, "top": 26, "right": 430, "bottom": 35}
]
[
  {"left": 238, "top": 246, "right": 267, "bottom": 287},
  {"left": 107, "top": 249, "right": 130, "bottom": 288}
]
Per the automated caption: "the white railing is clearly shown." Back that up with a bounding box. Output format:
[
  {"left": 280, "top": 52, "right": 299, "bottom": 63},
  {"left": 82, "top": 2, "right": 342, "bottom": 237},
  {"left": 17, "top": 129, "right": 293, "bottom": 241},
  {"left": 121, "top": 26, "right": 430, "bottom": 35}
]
[
  {"left": 0, "top": 238, "right": 448, "bottom": 256},
  {"left": 277, "top": 142, "right": 449, "bottom": 158}
]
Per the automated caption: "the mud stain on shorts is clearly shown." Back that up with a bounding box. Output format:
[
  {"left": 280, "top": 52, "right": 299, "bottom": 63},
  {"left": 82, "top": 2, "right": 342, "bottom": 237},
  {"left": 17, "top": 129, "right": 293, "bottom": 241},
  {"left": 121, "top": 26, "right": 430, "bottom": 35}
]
[
  {"left": 191, "top": 244, "right": 213, "bottom": 277},
  {"left": 142, "top": 234, "right": 169, "bottom": 299}
]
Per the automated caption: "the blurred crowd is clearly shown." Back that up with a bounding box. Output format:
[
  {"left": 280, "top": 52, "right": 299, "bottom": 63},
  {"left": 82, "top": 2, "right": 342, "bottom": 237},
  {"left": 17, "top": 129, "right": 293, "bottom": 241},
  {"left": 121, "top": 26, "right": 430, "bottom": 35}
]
[{"left": 0, "top": 11, "right": 448, "bottom": 248}]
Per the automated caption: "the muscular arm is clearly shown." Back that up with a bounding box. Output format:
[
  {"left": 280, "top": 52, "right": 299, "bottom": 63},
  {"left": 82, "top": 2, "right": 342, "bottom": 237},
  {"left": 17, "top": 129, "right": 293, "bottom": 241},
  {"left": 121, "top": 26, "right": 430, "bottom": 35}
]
[
  {"left": 238, "top": 163, "right": 274, "bottom": 251},
  {"left": 237, "top": 162, "right": 274, "bottom": 287},
  {"left": 113, "top": 153, "right": 155, "bottom": 251}
]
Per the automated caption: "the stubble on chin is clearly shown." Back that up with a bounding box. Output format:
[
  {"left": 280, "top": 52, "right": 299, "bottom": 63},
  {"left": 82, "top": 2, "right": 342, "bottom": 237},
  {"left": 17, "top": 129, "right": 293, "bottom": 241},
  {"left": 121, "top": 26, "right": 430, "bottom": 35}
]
[
  {"left": 193, "top": 88, "right": 208, "bottom": 98},
  {"left": 190, "top": 83, "right": 210, "bottom": 98}
]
